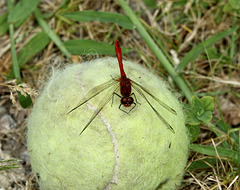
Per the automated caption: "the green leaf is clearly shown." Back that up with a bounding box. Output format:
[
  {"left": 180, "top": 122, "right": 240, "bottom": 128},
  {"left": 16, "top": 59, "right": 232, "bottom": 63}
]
[
  {"left": 229, "top": 0, "right": 240, "bottom": 9},
  {"left": 216, "top": 120, "right": 239, "bottom": 145},
  {"left": 200, "top": 96, "right": 214, "bottom": 111},
  {"left": 197, "top": 111, "right": 212, "bottom": 122},
  {"left": 143, "top": 0, "right": 157, "bottom": 8},
  {"left": 18, "top": 31, "right": 50, "bottom": 67},
  {"left": 186, "top": 111, "right": 200, "bottom": 125},
  {"left": 223, "top": 3, "right": 234, "bottom": 12},
  {"left": 186, "top": 95, "right": 214, "bottom": 125},
  {"left": 188, "top": 158, "right": 217, "bottom": 170},
  {"left": 63, "top": 39, "right": 132, "bottom": 55},
  {"left": 186, "top": 96, "right": 204, "bottom": 125},
  {"left": 176, "top": 26, "right": 238, "bottom": 72},
  {"left": 18, "top": 91, "right": 32, "bottom": 108},
  {"left": 61, "top": 11, "right": 134, "bottom": 29},
  {"left": 0, "top": 13, "right": 8, "bottom": 36},
  {"left": 186, "top": 124, "right": 200, "bottom": 142},
  {"left": 190, "top": 144, "right": 240, "bottom": 164},
  {"left": 0, "top": 13, "right": 7, "bottom": 24},
  {"left": 8, "top": 0, "right": 40, "bottom": 23},
  {"left": 192, "top": 95, "right": 203, "bottom": 110},
  {"left": 0, "top": 12, "right": 29, "bottom": 36}
]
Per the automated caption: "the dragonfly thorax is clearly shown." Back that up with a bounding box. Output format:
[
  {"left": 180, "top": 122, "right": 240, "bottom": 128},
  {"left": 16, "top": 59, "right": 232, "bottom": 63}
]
[{"left": 119, "top": 76, "right": 132, "bottom": 97}]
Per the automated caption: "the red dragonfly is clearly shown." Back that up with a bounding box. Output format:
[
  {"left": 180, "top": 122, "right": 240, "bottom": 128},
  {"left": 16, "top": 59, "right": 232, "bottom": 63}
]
[{"left": 68, "top": 40, "right": 177, "bottom": 135}]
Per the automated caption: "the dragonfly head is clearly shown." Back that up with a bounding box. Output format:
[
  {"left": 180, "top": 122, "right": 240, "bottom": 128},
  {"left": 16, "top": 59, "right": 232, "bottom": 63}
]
[{"left": 121, "top": 97, "right": 134, "bottom": 107}]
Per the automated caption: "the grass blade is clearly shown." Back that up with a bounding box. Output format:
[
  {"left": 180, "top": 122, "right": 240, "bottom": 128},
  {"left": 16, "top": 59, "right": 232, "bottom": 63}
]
[
  {"left": 6, "top": 0, "right": 20, "bottom": 81},
  {"left": 61, "top": 11, "right": 134, "bottom": 29},
  {"left": 176, "top": 26, "right": 238, "bottom": 73},
  {"left": 190, "top": 144, "right": 240, "bottom": 164},
  {"left": 63, "top": 39, "right": 132, "bottom": 55},
  {"left": 0, "top": 159, "right": 21, "bottom": 171},
  {"left": 9, "top": 24, "right": 21, "bottom": 82},
  {"left": 8, "top": 0, "right": 40, "bottom": 23}
]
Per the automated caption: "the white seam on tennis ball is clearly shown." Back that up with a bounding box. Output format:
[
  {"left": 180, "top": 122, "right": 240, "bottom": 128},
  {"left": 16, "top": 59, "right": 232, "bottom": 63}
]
[
  {"left": 76, "top": 69, "right": 120, "bottom": 188},
  {"left": 41, "top": 163, "right": 65, "bottom": 189},
  {"left": 46, "top": 67, "right": 58, "bottom": 101},
  {"left": 46, "top": 67, "right": 64, "bottom": 101},
  {"left": 104, "top": 118, "right": 120, "bottom": 190}
]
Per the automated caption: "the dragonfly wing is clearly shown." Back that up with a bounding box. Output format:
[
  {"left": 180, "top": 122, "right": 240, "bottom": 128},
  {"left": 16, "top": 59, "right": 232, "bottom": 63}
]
[
  {"left": 131, "top": 84, "right": 175, "bottom": 134},
  {"left": 68, "top": 78, "right": 118, "bottom": 114},
  {"left": 79, "top": 83, "right": 119, "bottom": 135},
  {"left": 131, "top": 80, "right": 177, "bottom": 115}
]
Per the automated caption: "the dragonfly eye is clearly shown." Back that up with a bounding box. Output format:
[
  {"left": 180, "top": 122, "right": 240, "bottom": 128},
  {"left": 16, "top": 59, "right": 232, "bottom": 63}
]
[{"left": 121, "top": 97, "right": 134, "bottom": 107}]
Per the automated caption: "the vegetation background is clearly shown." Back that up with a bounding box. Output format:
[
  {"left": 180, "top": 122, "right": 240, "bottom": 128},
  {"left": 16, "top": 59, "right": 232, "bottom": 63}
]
[{"left": 0, "top": 0, "right": 239, "bottom": 189}]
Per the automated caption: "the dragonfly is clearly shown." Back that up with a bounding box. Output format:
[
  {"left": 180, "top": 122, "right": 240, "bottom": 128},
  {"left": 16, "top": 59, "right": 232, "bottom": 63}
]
[{"left": 68, "top": 39, "right": 177, "bottom": 135}]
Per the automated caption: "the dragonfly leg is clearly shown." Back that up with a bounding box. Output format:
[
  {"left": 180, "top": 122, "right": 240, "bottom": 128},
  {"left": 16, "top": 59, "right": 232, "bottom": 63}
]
[
  {"left": 118, "top": 104, "right": 129, "bottom": 114},
  {"left": 112, "top": 92, "right": 121, "bottom": 107},
  {"left": 110, "top": 75, "right": 118, "bottom": 81},
  {"left": 119, "top": 102, "right": 136, "bottom": 114},
  {"left": 110, "top": 75, "right": 114, "bottom": 80},
  {"left": 131, "top": 92, "right": 141, "bottom": 105},
  {"left": 127, "top": 102, "right": 136, "bottom": 113}
]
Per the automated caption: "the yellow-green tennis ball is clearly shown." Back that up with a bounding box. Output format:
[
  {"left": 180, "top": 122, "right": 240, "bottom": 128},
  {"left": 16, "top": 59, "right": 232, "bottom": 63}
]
[{"left": 27, "top": 57, "right": 189, "bottom": 190}]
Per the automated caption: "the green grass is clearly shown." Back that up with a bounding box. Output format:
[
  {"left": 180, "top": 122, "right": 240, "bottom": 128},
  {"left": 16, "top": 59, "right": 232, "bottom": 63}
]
[{"left": 0, "top": 159, "right": 21, "bottom": 171}]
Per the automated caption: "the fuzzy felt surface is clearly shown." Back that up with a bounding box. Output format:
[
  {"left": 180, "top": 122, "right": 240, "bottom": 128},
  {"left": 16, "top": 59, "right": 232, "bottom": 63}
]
[{"left": 27, "top": 57, "right": 189, "bottom": 190}]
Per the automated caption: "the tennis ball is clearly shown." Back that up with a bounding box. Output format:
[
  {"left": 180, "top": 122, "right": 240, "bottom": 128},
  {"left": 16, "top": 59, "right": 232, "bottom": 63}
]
[{"left": 27, "top": 57, "right": 189, "bottom": 190}]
